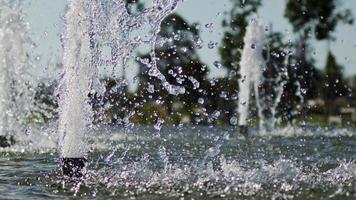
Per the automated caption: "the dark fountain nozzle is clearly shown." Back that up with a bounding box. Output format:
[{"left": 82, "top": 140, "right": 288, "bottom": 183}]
[
  {"left": 0, "top": 135, "right": 15, "bottom": 148},
  {"left": 61, "top": 158, "right": 87, "bottom": 178}
]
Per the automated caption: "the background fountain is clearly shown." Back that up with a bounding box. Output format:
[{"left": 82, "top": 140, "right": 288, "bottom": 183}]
[
  {"left": 0, "top": 0, "right": 29, "bottom": 147},
  {"left": 238, "top": 18, "right": 265, "bottom": 132},
  {"left": 238, "top": 18, "right": 288, "bottom": 133}
]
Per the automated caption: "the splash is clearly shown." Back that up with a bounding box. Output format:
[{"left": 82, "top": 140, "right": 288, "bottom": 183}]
[
  {"left": 29, "top": 127, "right": 356, "bottom": 199},
  {"left": 0, "top": 0, "right": 29, "bottom": 136},
  {"left": 59, "top": 0, "right": 182, "bottom": 158}
]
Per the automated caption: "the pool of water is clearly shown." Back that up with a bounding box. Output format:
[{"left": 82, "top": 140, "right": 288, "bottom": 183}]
[{"left": 1, "top": 126, "right": 356, "bottom": 199}]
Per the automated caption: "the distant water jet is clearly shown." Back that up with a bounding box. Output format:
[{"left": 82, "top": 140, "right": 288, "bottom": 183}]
[
  {"left": 0, "top": 0, "right": 29, "bottom": 146},
  {"left": 238, "top": 18, "right": 266, "bottom": 132},
  {"left": 237, "top": 18, "right": 287, "bottom": 133}
]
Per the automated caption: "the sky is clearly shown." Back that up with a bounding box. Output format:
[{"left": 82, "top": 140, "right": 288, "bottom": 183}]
[{"left": 23, "top": 0, "right": 356, "bottom": 83}]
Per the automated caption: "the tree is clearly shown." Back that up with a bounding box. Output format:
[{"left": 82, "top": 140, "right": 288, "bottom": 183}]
[
  {"left": 285, "top": 0, "right": 353, "bottom": 99},
  {"left": 31, "top": 81, "right": 58, "bottom": 124},
  {"left": 285, "top": 0, "right": 353, "bottom": 40},
  {"left": 284, "top": 0, "right": 353, "bottom": 121},
  {"left": 323, "top": 52, "right": 348, "bottom": 102}
]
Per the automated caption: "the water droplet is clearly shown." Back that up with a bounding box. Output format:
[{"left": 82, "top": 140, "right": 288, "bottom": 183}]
[
  {"left": 301, "top": 88, "right": 307, "bottom": 94},
  {"left": 230, "top": 117, "right": 238, "bottom": 125},
  {"left": 188, "top": 76, "right": 200, "bottom": 89},
  {"left": 208, "top": 41, "right": 218, "bottom": 49},
  {"left": 25, "top": 128, "right": 32, "bottom": 136},
  {"left": 211, "top": 111, "right": 220, "bottom": 120},
  {"left": 154, "top": 118, "right": 164, "bottom": 131},
  {"left": 194, "top": 37, "right": 204, "bottom": 49},
  {"left": 147, "top": 83, "right": 155, "bottom": 93},
  {"left": 205, "top": 23, "right": 214, "bottom": 29},
  {"left": 173, "top": 33, "right": 181, "bottom": 41},
  {"left": 219, "top": 91, "right": 228, "bottom": 98},
  {"left": 213, "top": 61, "right": 222, "bottom": 68}
]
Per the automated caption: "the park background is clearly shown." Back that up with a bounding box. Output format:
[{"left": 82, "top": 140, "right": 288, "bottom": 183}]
[{"left": 22, "top": 0, "right": 356, "bottom": 127}]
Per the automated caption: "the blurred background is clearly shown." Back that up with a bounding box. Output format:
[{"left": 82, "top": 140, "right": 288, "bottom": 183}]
[{"left": 23, "top": 0, "right": 356, "bottom": 128}]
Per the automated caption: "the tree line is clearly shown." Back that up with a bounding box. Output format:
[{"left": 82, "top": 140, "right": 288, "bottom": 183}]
[{"left": 32, "top": 0, "right": 355, "bottom": 127}]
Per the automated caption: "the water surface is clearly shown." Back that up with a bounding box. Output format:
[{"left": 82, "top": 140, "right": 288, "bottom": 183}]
[{"left": 1, "top": 127, "right": 356, "bottom": 199}]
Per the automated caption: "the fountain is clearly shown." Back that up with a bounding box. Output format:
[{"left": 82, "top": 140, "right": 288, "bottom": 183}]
[
  {"left": 58, "top": 0, "right": 98, "bottom": 177},
  {"left": 237, "top": 18, "right": 265, "bottom": 134},
  {"left": 0, "top": 1, "right": 355, "bottom": 199},
  {"left": 0, "top": 0, "right": 28, "bottom": 147},
  {"left": 59, "top": 0, "right": 181, "bottom": 177},
  {"left": 237, "top": 18, "right": 287, "bottom": 134}
]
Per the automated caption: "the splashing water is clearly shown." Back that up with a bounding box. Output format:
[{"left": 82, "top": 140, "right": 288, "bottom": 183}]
[
  {"left": 0, "top": 1, "right": 354, "bottom": 199},
  {"left": 59, "top": 0, "right": 182, "bottom": 158},
  {"left": 0, "top": 0, "right": 29, "bottom": 136},
  {"left": 4, "top": 126, "right": 354, "bottom": 199}
]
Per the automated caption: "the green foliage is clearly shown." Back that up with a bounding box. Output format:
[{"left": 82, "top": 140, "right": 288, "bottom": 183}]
[
  {"left": 31, "top": 81, "right": 58, "bottom": 124},
  {"left": 285, "top": 0, "right": 353, "bottom": 40},
  {"left": 323, "top": 51, "right": 348, "bottom": 101},
  {"left": 131, "top": 103, "right": 170, "bottom": 125},
  {"left": 284, "top": 0, "right": 353, "bottom": 106}
]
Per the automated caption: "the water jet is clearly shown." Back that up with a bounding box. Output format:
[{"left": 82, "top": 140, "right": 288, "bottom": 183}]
[
  {"left": 0, "top": 0, "right": 29, "bottom": 146},
  {"left": 58, "top": 0, "right": 93, "bottom": 175},
  {"left": 58, "top": 0, "right": 181, "bottom": 177},
  {"left": 237, "top": 18, "right": 286, "bottom": 133}
]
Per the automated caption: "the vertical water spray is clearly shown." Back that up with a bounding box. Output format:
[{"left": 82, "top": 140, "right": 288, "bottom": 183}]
[
  {"left": 58, "top": 0, "right": 182, "bottom": 176},
  {"left": 59, "top": 0, "right": 93, "bottom": 176},
  {"left": 238, "top": 18, "right": 288, "bottom": 133},
  {"left": 238, "top": 18, "right": 265, "bottom": 131},
  {"left": 0, "top": 0, "right": 27, "bottom": 146}
]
